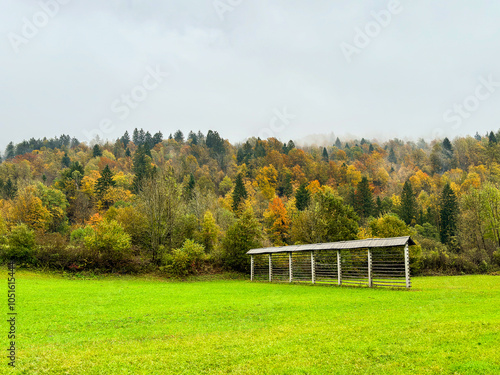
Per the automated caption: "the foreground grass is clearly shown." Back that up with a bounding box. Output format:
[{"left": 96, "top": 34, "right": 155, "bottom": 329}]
[{"left": 3, "top": 271, "right": 500, "bottom": 374}]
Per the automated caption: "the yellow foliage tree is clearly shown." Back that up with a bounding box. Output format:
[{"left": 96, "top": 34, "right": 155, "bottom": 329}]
[{"left": 9, "top": 186, "right": 51, "bottom": 231}]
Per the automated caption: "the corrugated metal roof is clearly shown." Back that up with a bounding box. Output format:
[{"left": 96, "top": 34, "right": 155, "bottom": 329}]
[{"left": 247, "top": 236, "right": 415, "bottom": 255}]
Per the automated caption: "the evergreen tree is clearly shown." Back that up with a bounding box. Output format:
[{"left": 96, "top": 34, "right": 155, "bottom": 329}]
[
  {"left": 92, "top": 144, "right": 102, "bottom": 158},
  {"left": 61, "top": 152, "right": 71, "bottom": 168},
  {"left": 206, "top": 130, "right": 225, "bottom": 154},
  {"left": 489, "top": 131, "right": 497, "bottom": 146},
  {"left": 442, "top": 137, "right": 453, "bottom": 153},
  {"left": 125, "top": 147, "right": 131, "bottom": 157},
  {"left": 121, "top": 131, "right": 130, "bottom": 147},
  {"left": 335, "top": 137, "right": 342, "bottom": 149},
  {"left": 375, "top": 196, "right": 383, "bottom": 217},
  {"left": 295, "top": 183, "right": 311, "bottom": 211},
  {"left": 322, "top": 147, "right": 329, "bottom": 161},
  {"left": 277, "top": 173, "right": 293, "bottom": 198},
  {"left": 187, "top": 131, "right": 198, "bottom": 145},
  {"left": 132, "top": 128, "right": 140, "bottom": 145},
  {"left": 144, "top": 131, "right": 153, "bottom": 150},
  {"left": 439, "top": 183, "right": 459, "bottom": 245},
  {"left": 132, "top": 145, "right": 153, "bottom": 193},
  {"left": 400, "top": 180, "right": 417, "bottom": 225},
  {"left": 354, "top": 176, "right": 374, "bottom": 219},
  {"left": 388, "top": 148, "right": 397, "bottom": 163},
  {"left": 174, "top": 130, "right": 184, "bottom": 143},
  {"left": 474, "top": 132, "right": 481, "bottom": 141},
  {"left": 184, "top": 174, "right": 196, "bottom": 200},
  {"left": 5, "top": 142, "right": 14, "bottom": 159},
  {"left": 254, "top": 140, "right": 266, "bottom": 158},
  {"left": 4, "top": 178, "right": 17, "bottom": 199},
  {"left": 152, "top": 131, "right": 163, "bottom": 146},
  {"left": 232, "top": 173, "right": 247, "bottom": 211},
  {"left": 368, "top": 144, "right": 374, "bottom": 153},
  {"left": 95, "top": 165, "right": 115, "bottom": 206}
]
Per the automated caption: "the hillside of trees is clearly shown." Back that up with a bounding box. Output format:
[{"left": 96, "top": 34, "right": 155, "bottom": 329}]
[{"left": 1, "top": 128, "right": 500, "bottom": 276}]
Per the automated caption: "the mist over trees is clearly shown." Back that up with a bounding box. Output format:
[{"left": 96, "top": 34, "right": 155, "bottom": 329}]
[{"left": 1, "top": 128, "right": 500, "bottom": 275}]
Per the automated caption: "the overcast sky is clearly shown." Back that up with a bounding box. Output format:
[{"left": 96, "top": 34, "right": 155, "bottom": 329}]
[{"left": 1, "top": 0, "right": 500, "bottom": 152}]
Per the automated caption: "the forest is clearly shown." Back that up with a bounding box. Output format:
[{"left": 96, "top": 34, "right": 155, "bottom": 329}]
[{"left": 1, "top": 128, "right": 500, "bottom": 276}]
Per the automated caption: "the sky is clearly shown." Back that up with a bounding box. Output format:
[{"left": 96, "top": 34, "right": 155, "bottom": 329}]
[{"left": 1, "top": 0, "right": 500, "bottom": 152}]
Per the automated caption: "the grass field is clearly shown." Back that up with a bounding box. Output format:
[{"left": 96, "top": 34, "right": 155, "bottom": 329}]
[{"left": 3, "top": 271, "right": 500, "bottom": 374}]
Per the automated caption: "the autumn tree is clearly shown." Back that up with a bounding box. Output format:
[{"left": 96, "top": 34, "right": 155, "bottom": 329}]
[
  {"left": 264, "top": 197, "right": 290, "bottom": 245},
  {"left": 198, "top": 210, "right": 220, "bottom": 253},
  {"left": 10, "top": 186, "right": 51, "bottom": 231}
]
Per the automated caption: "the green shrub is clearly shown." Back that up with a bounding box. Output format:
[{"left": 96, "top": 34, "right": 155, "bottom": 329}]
[
  {"left": 161, "top": 239, "right": 206, "bottom": 277},
  {"left": 83, "top": 219, "right": 132, "bottom": 270},
  {"left": 70, "top": 226, "right": 94, "bottom": 244},
  {"left": 493, "top": 249, "right": 500, "bottom": 266},
  {"left": 1, "top": 224, "right": 37, "bottom": 266}
]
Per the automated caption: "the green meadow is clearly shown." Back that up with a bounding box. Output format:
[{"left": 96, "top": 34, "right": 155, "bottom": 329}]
[{"left": 4, "top": 271, "right": 500, "bottom": 374}]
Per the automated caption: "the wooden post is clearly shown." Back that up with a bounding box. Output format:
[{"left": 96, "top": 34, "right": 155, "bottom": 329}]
[
  {"left": 367, "top": 249, "right": 372, "bottom": 288},
  {"left": 404, "top": 244, "right": 411, "bottom": 289},
  {"left": 250, "top": 255, "right": 254, "bottom": 281},
  {"left": 289, "top": 252, "right": 293, "bottom": 283},
  {"left": 337, "top": 250, "right": 342, "bottom": 286},
  {"left": 311, "top": 251, "right": 316, "bottom": 284},
  {"left": 269, "top": 254, "right": 272, "bottom": 282}
]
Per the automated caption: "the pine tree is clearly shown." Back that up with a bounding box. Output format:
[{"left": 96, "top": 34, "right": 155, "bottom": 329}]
[
  {"left": 174, "top": 130, "right": 184, "bottom": 143},
  {"left": 335, "top": 137, "right": 342, "bottom": 149},
  {"left": 5, "top": 142, "right": 14, "bottom": 159},
  {"left": 388, "top": 148, "right": 397, "bottom": 164},
  {"left": 152, "top": 131, "right": 163, "bottom": 146},
  {"left": 474, "top": 132, "right": 481, "bottom": 141},
  {"left": 232, "top": 173, "right": 248, "bottom": 211},
  {"left": 95, "top": 165, "right": 115, "bottom": 198},
  {"left": 133, "top": 128, "right": 140, "bottom": 145},
  {"left": 61, "top": 152, "right": 71, "bottom": 168},
  {"left": 368, "top": 144, "right": 374, "bottom": 153},
  {"left": 400, "top": 180, "right": 417, "bottom": 225},
  {"left": 322, "top": 147, "right": 329, "bottom": 161},
  {"left": 489, "top": 131, "right": 497, "bottom": 146},
  {"left": 354, "top": 176, "right": 374, "bottom": 219},
  {"left": 439, "top": 183, "right": 459, "bottom": 245},
  {"left": 4, "top": 178, "right": 17, "bottom": 199},
  {"left": 132, "top": 145, "right": 153, "bottom": 193},
  {"left": 184, "top": 174, "right": 196, "bottom": 200},
  {"left": 144, "top": 131, "right": 153, "bottom": 150},
  {"left": 277, "top": 173, "right": 293, "bottom": 198},
  {"left": 375, "top": 196, "right": 383, "bottom": 216},
  {"left": 121, "top": 131, "right": 130, "bottom": 147},
  {"left": 295, "top": 183, "right": 311, "bottom": 211},
  {"left": 92, "top": 144, "right": 102, "bottom": 158},
  {"left": 442, "top": 137, "right": 453, "bottom": 153}
]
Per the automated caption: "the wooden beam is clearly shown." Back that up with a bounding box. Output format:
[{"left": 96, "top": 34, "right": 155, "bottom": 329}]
[
  {"left": 337, "top": 250, "right": 342, "bottom": 286},
  {"left": 311, "top": 251, "right": 316, "bottom": 284},
  {"left": 368, "top": 249, "right": 372, "bottom": 288},
  {"left": 269, "top": 254, "right": 272, "bottom": 282},
  {"left": 404, "top": 243, "right": 411, "bottom": 289},
  {"left": 250, "top": 255, "right": 254, "bottom": 281}
]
